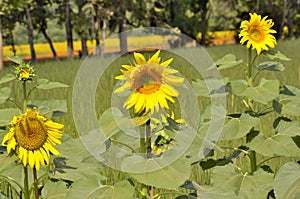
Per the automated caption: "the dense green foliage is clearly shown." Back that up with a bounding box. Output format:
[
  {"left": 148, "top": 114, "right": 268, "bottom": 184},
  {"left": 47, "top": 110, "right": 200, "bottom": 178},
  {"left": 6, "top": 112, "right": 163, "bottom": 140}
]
[{"left": 0, "top": 39, "right": 299, "bottom": 198}]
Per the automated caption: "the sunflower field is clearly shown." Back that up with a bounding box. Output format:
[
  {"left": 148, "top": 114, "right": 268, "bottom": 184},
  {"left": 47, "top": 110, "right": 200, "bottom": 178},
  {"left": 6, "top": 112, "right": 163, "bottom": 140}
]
[{"left": 0, "top": 13, "right": 300, "bottom": 199}]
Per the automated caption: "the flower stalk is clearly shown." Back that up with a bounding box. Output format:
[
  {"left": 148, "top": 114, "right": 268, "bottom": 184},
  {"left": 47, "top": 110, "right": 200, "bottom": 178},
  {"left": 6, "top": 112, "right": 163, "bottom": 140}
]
[
  {"left": 33, "top": 167, "right": 39, "bottom": 199},
  {"left": 22, "top": 80, "right": 30, "bottom": 199},
  {"left": 23, "top": 167, "right": 30, "bottom": 199},
  {"left": 247, "top": 48, "right": 257, "bottom": 174}
]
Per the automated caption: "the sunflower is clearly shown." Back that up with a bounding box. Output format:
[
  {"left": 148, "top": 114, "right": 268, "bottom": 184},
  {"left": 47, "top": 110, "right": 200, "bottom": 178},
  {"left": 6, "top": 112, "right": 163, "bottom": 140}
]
[
  {"left": 114, "top": 50, "right": 184, "bottom": 114},
  {"left": 1, "top": 109, "right": 63, "bottom": 171},
  {"left": 239, "top": 13, "right": 277, "bottom": 55},
  {"left": 15, "top": 63, "right": 35, "bottom": 81}
]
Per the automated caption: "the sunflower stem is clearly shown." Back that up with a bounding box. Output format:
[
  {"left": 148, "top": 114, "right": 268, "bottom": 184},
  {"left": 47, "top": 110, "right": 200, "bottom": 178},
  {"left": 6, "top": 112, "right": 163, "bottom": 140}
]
[
  {"left": 247, "top": 48, "right": 258, "bottom": 174},
  {"left": 22, "top": 81, "right": 27, "bottom": 112},
  {"left": 23, "top": 166, "right": 30, "bottom": 199},
  {"left": 33, "top": 167, "right": 39, "bottom": 199},
  {"left": 145, "top": 120, "right": 154, "bottom": 197}
]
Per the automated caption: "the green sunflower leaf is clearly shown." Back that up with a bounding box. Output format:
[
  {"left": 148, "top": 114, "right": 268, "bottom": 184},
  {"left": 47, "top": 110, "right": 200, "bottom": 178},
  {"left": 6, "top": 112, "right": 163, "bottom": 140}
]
[
  {"left": 122, "top": 155, "right": 191, "bottom": 190},
  {"left": 257, "top": 61, "right": 285, "bottom": 72},
  {"left": 193, "top": 184, "right": 238, "bottom": 199},
  {"left": 65, "top": 179, "right": 134, "bottom": 199},
  {"left": 240, "top": 78, "right": 279, "bottom": 104},
  {"left": 36, "top": 78, "right": 69, "bottom": 90},
  {"left": 263, "top": 50, "right": 291, "bottom": 61},
  {"left": 247, "top": 134, "right": 300, "bottom": 157},
  {"left": 276, "top": 120, "right": 300, "bottom": 136},
  {"left": 281, "top": 100, "right": 300, "bottom": 117},
  {"left": 274, "top": 162, "right": 300, "bottom": 199},
  {"left": 215, "top": 54, "right": 243, "bottom": 70},
  {"left": 42, "top": 180, "right": 68, "bottom": 199},
  {"left": 0, "top": 74, "right": 16, "bottom": 84},
  {"left": 219, "top": 113, "right": 260, "bottom": 141},
  {"left": 27, "top": 99, "right": 67, "bottom": 117},
  {"left": 211, "top": 164, "right": 273, "bottom": 198},
  {"left": 6, "top": 56, "right": 23, "bottom": 65},
  {"left": 0, "top": 108, "right": 20, "bottom": 126},
  {"left": 0, "top": 87, "right": 11, "bottom": 104}
]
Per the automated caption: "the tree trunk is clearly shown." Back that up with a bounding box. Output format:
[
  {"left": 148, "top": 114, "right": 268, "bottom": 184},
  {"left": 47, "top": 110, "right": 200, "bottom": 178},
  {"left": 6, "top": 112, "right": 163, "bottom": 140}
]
[
  {"left": 0, "top": 16, "right": 3, "bottom": 69},
  {"left": 93, "top": 5, "right": 100, "bottom": 56},
  {"left": 119, "top": 0, "right": 127, "bottom": 54},
  {"left": 9, "top": 28, "right": 16, "bottom": 56},
  {"left": 279, "top": 0, "right": 295, "bottom": 39},
  {"left": 81, "top": 37, "right": 88, "bottom": 57},
  {"left": 100, "top": 10, "right": 107, "bottom": 57},
  {"left": 286, "top": 0, "right": 295, "bottom": 39},
  {"left": 41, "top": 27, "right": 57, "bottom": 59},
  {"left": 78, "top": 3, "right": 88, "bottom": 57},
  {"left": 200, "top": 0, "right": 209, "bottom": 46},
  {"left": 25, "top": 3, "right": 36, "bottom": 62},
  {"left": 65, "top": 0, "right": 73, "bottom": 58}
]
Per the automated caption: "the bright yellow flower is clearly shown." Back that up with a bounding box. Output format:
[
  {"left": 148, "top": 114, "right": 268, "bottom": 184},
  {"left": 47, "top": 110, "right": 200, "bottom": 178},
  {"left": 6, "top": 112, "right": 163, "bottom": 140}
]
[
  {"left": 1, "top": 109, "right": 63, "bottom": 171},
  {"left": 239, "top": 13, "right": 277, "bottom": 55},
  {"left": 151, "top": 130, "right": 174, "bottom": 155},
  {"left": 114, "top": 50, "right": 184, "bottom": 114},
  {"left": 15, "top": 63, "right": 35, "bottom": 81}
]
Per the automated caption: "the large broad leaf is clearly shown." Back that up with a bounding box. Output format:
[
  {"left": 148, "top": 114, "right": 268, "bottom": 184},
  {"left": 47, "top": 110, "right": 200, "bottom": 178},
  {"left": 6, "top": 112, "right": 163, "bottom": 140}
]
[
  {"left": 66, "top": 179, "right": 134, "bottom": 199},
  {"left": 6, "top": 56, "right": 22, "bottom": 64},
  {"left": 99, "top": 107, "right": 138, "bottom": 138},
  {"left": 51, "top": 136, "right": 106, "bottom": 182},
  {"left": 0, "top": 74, "right": 16, "bottom": 84},
  {"left": 27, "top": 99, "right": 67, "bottom": 117},
  {"left": 230, "top": 80, "right": 248, "bottom": 95},
  {"left": 247, "top": 134, "right": 300, "bottom": 157},
  {"left": 211, "top": 164, "right": 273, "bottom": 198},
  {"left": 257, "top": 61, "right": 285, "bottom": 72},
  {"left": 274, "top": 162, "right": 300, "bottom": 199},
  {"left": 0, "top": 87, "right": 11, "bottom": 104},
  {"left": 41, "top": 180, "right": 68, "bottom": 199},
  {"left": 281, "top": 100, "right": 300, "bottom": 117},
  {"left": 219, "top": 113, "right": 260, "bottom": 141},
  {"left": 215, "top": 54, "right": 243, "bottom": 70},
  {"left": 0, "top": 108, "right": 20, "bottom": 126},
  {"left": 36, "top": 78, "right": 68, "bottom": 90},
  {"left": 193, "top": 183, "right": 238, "bottom": 199},
  {"left": 192, "top": 78, "right": 229, "bottom": 97},
  {"left": 240, "top": 79, "right": 279, "bottom": 104},
  {"left": 263, "top": 50, "right": 291, "bottom": 61},
  {"left": 191, "top": 79, "right": 210, "bottom": 97},
  {"left": 276, "top": 120, "right": 300, "bottom": 136},
  {"left": 122, "top": 155, "right": 191, "bottom": 190},
  {"left": 0, "top": 154, "right": 47, "bottom": 193},
  {"left": 0, "top": 154, "right": 23, "bottom": 193}
]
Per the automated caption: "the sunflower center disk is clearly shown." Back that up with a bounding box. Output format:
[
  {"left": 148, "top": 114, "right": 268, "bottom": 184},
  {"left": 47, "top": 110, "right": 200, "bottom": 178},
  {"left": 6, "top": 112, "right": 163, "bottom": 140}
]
[
  {"left": 15, "top": 116, "right": 48, "bottom": 150},
  {"left": 137, "top": 83, "right": 161, "bottom": 94},
  {"left": 250, "top": 28, "right": 264, "bottom": 42},
  {"left": 133, "top": 64, "right": 163, "bottom": 94}
]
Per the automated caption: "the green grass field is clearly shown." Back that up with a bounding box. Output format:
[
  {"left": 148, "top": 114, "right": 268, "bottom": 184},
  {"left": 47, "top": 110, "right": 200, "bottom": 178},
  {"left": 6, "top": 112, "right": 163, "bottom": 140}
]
[
  {"left": 0, "top": 39, "right": 299, "bottom": 197},
  {"left": 1, "top": 39, "right": 299, "bottom": 135}
]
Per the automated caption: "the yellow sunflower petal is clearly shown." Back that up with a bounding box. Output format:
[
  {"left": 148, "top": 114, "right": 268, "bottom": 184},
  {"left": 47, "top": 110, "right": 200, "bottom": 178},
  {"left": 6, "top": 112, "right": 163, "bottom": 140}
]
[
  {"left": 44, "top": 143, "right": 60, "bottom": 156},
  {"left": 45, "top": 120, "right": 64, "bottom": 129},
  {"left": 40, "top": 148, "right": 49, "bottom": 165},
  {"left": 134, "top": 52, "right": 147, "bottom": 65},
  {"left": 148, "top": 50, "right": 161, "bottom": 64},
  {"left": 161, "top": 58, "right": 173, "bottom": 66},
  {"left": 34, "top": 150, "right": 40, "bottom": 171},
  {"left": 28, "top": 151, "right": 35, "bottom": 169}
]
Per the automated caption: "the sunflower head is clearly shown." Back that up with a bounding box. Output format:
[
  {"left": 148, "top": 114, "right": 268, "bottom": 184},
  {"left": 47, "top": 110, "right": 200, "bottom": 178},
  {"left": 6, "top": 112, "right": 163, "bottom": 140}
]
[
  {"left": 151, "top": 130, "right": 175, "bottom": 155},
  {"left": 1, "top": 109, "right": 63, "bottom": 171},
  {"left": 15, "top": 62, "right": 35, "bottom": 81},
  {"left": 114, "top": 50, "right": 184, "bottom": 115},
  {"left": 239, "top": 13, "right": 277, "bottom": 55}
]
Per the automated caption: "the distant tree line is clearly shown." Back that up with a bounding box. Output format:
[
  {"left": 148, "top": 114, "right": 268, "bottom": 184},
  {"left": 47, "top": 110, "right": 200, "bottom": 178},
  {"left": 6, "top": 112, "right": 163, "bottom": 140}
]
[{"left": 0, "top": 0, "right": 299, "bottom": 68}]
